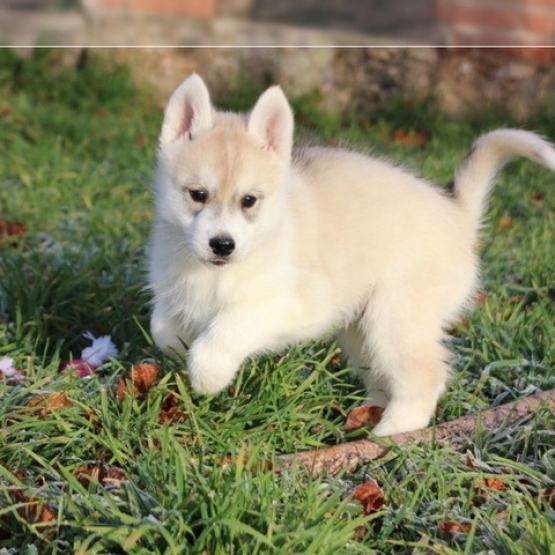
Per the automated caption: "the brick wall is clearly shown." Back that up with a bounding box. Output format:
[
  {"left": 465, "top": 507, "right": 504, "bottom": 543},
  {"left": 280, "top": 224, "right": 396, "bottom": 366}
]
[{"left": 438, "top": 0, "right": 555, "bottom": 57}]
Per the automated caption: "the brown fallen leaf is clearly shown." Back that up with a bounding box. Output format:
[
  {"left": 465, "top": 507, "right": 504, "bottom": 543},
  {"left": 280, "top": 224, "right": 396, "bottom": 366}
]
[
  {"left": 483, "top": 477, "right": 508, "bottom": 492},
  {"left": 135, "top": 133, "right": 147, "bottom": 146},
  {"left": 530, "top": 191, "right": 544, "bottom": 203},
  {"left": 74, "top": 461, "right": 127, "bottom": 488},
  {"left": 352, "top": 479, "right": 385, "bottom": 515},
  {"left": 499, "top": 216, "right": 513, "bottom": 229},
  {"left": 465, "top": 453, "right": 477, "bottom": 471},
  {"left": 0, "top": 219, "right": 26, "bottom": 239},
  {"left": 439, "top": 520, "right": 472, "bottom": 534},
  {"left": 158, "top": 393, "right": 188, "bottom": 425},
  {"left": 117, "top": 363, "right": 161, "bottom": 401},
  {"left": 0, "top": 104, "right": 12, "bottom": 117},
  {"left": 392, "top": 128, "right": 429, "bottom": 149},
  {"left": 26, "top": 392, "right": 73, "bottom": 415},
  {"left": 345, "top": 406, "right": 384, "bottom": 432},
  {"left": 8, "top": 487, "right": 56, "bottom": 532}
]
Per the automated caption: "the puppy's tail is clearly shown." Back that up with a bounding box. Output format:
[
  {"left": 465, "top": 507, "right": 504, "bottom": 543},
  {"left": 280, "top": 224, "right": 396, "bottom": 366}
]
[{"left": 452, "top": 129, "right": 555, "bottom": 230}]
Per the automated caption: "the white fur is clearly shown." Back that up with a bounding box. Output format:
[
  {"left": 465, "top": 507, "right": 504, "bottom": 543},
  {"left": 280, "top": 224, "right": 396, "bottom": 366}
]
[{"left": 148, "top": 74, "right": 555, "bottom": 436}]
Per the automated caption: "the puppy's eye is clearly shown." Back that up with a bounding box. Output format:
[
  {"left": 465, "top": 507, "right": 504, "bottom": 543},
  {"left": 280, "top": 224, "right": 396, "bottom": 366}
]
[
  {"left": 241, "top": 195, "right": 257, "bottom": 209},
  {"left": 189, "top": 189, "right": 208, "bottom": 204}
]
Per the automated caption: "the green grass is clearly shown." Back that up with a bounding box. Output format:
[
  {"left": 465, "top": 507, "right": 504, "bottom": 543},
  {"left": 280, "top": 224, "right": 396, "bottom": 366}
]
[{"left": 0, "top": 48, "right": 554, "bottom": 554}]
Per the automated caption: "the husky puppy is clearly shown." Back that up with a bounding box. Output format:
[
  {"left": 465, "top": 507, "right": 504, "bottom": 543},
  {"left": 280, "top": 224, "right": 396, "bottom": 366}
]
[{"left": 148, "top": 73, "right": 555, "bottom": 436}]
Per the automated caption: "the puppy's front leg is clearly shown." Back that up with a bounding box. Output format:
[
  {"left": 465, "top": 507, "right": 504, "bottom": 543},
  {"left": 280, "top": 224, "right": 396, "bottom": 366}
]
[
  {"left": 188, "top": 298, "right": 319, "bottom": 394},
  {"left": 151, "top": 301, "right": 189, "bottom": 357},
  {"left": 187, "top": 321, "right": 248, "bottom": 394}
]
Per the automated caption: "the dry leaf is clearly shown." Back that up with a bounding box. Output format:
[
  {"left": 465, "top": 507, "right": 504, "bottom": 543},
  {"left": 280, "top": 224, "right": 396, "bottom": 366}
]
[
  {"left": 475, "top": 291, "right": 488, "bottom": 306},
  {"left": 117, "top": 363, "right": 161, "bottom": 401},
  {"left": 530, "top": 191, "right": 544, "bottom": 203},
  {"left": 26, "top": 392, "right": 73, "bottom": 415},
  {"left": 352, "top": 479, "right": 385, "bottom": 515},
  {"left": 158, "top": 393, "right": 188, "bottom": 425},
  {"left": 465, "top": 453, "right": 477, "bottom": 471},
  {"left": 0, "top": 219, "right": 26, "bottom": 239},
  {"left": 392, "top": 128, "right": 429, "bottom": 149},
  {"left": 345, "top": 406, "right": 384, "bottom": 432},
  {"left": 8, "top": 488, "right": 56, "bottom": 531},
  {"left": 439, "top": 520, "right": 471, "bottom": 534},
  {"left": 0, "top": 104, "right": 12, "bottom": 117},
  {"left": 74, "top": 461, "right": 127, "bottom": 488},
  {"left": 499, "top": 216, "right": 513, "bottom": 229},
  {"left": 483, "top": 477, "right": 508, "bottom": 492}
]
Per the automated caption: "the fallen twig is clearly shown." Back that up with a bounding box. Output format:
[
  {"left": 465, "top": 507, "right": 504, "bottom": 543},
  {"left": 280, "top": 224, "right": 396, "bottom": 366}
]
[{"left": 280, "top": 388, "right": 555, "bottom": 476}]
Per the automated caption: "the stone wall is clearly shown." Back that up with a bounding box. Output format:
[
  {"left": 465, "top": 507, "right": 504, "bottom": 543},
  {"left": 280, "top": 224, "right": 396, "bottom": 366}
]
[{"left": 102, "top": 47, "right": 555, "bottom": 122}]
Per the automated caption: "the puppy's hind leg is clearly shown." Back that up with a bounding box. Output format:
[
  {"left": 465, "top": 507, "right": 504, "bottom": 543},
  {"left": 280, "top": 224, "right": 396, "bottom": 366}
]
[
  {"left": 361, "top": 297, "right": 450, "bottom": 437},
  {"left": 337, "top": 323, "right": 390, "bottom": 408}
]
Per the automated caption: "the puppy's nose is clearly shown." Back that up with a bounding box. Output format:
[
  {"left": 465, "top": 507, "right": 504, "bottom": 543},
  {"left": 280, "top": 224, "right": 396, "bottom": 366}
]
[{"left": 209, "top": 235, "right": 235, "bottom": 257}]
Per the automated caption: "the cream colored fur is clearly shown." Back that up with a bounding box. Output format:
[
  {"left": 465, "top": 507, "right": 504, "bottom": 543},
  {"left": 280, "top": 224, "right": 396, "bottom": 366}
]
[{"left": 148, "top": 74, "right": 555, "bottom": 436}]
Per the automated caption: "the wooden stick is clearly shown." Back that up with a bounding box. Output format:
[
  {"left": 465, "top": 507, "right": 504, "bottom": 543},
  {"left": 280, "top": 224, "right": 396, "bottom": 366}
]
[{"left": 280, "top": 389, "right": 555, "bottom": 476}]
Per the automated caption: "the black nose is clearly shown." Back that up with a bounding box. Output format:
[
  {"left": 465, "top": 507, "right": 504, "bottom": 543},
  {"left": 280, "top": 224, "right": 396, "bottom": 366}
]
[{"left": 209, "top": 235, "right": 235, "bottom": 257}]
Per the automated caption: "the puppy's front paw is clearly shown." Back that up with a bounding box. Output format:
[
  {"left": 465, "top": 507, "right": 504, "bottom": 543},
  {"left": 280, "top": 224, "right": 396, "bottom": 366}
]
[{"left": 187, "top": 339, "right": 239, "bottom": 395}]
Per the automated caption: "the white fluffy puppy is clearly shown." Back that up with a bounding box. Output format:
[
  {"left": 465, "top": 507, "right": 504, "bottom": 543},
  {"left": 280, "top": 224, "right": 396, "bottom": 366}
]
[{"left": 148, "top": 73, "right": 555, "bottom": 436}]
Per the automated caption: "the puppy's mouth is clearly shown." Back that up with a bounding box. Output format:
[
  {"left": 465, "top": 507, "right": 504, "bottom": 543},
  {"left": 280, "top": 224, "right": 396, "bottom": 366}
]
[{"left": 208, "top": 257, "right": 231, "bottom": 267}]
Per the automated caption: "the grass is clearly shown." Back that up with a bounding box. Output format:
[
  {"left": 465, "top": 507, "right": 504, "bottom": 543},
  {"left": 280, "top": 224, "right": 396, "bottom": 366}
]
[{"left": 0, "top": 48, "right": 554, "bottom": 554}]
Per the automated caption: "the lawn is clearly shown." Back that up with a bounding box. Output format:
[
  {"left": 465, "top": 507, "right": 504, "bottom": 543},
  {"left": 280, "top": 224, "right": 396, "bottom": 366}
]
[{"left": 0, "top": 49, "right": 554, "bottom": 554}]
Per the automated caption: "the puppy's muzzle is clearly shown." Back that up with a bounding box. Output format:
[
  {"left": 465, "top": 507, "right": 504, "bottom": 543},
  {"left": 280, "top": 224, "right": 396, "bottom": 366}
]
[{"left": 209, "top": 235, "right": 235, "bottom": 258}]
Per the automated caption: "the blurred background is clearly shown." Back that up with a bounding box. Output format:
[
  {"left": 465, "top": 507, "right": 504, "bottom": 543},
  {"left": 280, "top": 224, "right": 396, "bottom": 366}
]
[
  {"left": 0, "top": 0, "right": 555, "bottom": 46},
  {"left": 0, "top": 0, "right": 554, "bottom": 121},
  {"left": 1, "top": 0, "right": 554, "bottom": 49}
]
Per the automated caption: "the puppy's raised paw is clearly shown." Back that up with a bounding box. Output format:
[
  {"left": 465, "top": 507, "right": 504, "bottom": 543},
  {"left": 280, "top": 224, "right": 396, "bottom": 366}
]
[{"left": 187, "top": 339, "right": 239, "bottom": 395}]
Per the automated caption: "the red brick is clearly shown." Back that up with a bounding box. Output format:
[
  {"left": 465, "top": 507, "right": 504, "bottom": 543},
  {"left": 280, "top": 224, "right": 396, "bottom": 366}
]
[
  {"left": 443, "top": 3, "right": 555, "bottom": 35},
  {"left": 96, "top": 0, "right": 217, "bottom": 18},
  {"left": 449, "top": 23, "right": 555, "bottom": 47}
]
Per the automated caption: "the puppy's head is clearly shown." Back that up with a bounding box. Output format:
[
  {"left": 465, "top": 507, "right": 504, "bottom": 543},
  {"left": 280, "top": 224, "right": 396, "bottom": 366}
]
[{"left": 155, "top": 74, "right": 294, "bottom": 266}]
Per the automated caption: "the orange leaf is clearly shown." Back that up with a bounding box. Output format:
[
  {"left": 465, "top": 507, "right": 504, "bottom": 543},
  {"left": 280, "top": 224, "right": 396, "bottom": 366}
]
[
  {"left": 0, "top": 219, "right": 26, "bottom": 239},
  {"left": 439, "top": 520, "right": 471, "bottom": 534},
  {"left": 117, "top": 363, "right": 161, "bottom": 401},
  {"left": 26, "top": 392, "right": 73, "bottom": 415},
  {"left": 345, "top": 406, "right": 384, "bottom": 432},
  {"left": 352, "top": 479, "right": 385, "bottom": 515},
  {"left": 393, "top": 128, "right": 429, "bottom": 148},
  {"left": 484, "top": 477, "right": 508, "bottom": 492},
  {"left": 499, "top": 216, "right": 513, "bottom": 229}
]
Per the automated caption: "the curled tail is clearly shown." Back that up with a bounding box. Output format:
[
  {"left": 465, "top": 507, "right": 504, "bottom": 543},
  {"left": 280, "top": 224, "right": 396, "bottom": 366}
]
[{"left": 452, "top": 129, "right": 555, "bottom": 229}]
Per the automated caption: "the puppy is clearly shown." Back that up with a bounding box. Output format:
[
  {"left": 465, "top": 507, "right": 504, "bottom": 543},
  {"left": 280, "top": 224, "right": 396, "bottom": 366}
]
[{"left": 148, "top": 73, "right": 555, "bottom": 436}]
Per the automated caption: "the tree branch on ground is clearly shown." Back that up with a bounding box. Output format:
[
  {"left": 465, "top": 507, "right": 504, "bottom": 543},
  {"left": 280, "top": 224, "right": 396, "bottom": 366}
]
[{"left": 280, "top": 389, "right": 555, "bottom": 476}]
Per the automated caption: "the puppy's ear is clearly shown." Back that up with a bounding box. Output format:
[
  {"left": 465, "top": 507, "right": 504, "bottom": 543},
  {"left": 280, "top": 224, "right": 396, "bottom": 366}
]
[
  {"left": 160, "top": 73, "right": 213, "bottom": 145},
  {"left": 248, "top": 86, "right": 294, "bottom": 161}
]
